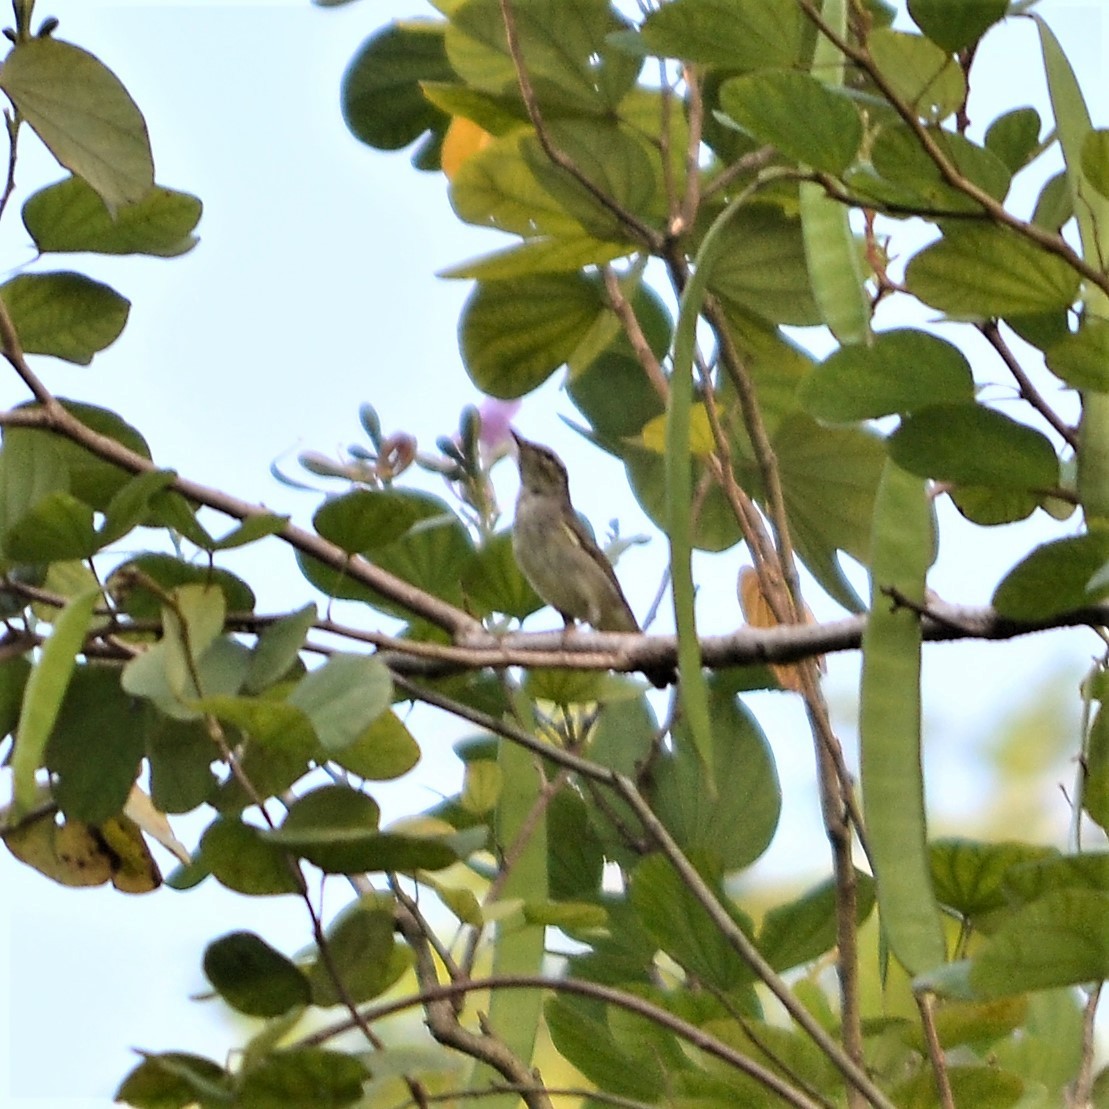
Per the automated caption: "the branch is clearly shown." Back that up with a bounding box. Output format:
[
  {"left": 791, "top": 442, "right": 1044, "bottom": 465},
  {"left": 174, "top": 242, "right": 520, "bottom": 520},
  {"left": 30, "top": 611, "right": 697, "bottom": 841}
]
[{"left": 0, "top": 403, "right": 483, "bottom": 640}]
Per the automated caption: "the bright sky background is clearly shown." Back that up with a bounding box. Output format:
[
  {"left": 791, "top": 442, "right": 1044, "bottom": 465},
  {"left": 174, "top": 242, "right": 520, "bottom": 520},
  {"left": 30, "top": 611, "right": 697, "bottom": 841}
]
[{"left": 1, "top": 2, "right": 1107, "bottom": 1105}]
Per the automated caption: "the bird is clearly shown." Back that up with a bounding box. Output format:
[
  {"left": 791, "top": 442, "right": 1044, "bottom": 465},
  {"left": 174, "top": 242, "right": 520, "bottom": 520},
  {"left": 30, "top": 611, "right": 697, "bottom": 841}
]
[{"left": 510, "top": 430, "right": 674, "bottom": 687}]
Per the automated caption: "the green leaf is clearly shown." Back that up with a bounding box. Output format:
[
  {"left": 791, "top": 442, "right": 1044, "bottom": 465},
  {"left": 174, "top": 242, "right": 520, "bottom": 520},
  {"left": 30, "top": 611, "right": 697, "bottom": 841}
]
[
  {"left": 861, "top": 462, "right": 946, "bottom": 974},
  {"left": 649, "top": 683, "right": 780, "bottom": 873},
  {"left": 446, "top": 0, "right": 640, "bottom": 114},
  {"left": 309, "top": 897, "right": 408, "bottom": 1006},
  {"left": 1081, "top": 129, "right": 1109, "bottom": 201},
  {"left": 440, "top": 233, "right": 628, "bottom": 280},
  {"left": 891, "top": 1065, "right": 1024, "bottom": 1109},
  {"left": 114, "top": 1052, "right": 230, "bottom": 1109},
  {"left": 46, "top": 663, "right": 145, "bottom": 823},
  {"left": 719, "top": 72, "right": 862, "bottom": 174},
  {"left": 3, "top": 490, "right": 98, "bottom": 560},
  {"left": 905, "top": 225, "right": 1080, "bottom": 318},
  {"left": 200, "top": 816, "right": 302, "bottom": 896},
  {"left": 146, "top": 715, "right": 218, "bottom": 815},
  {"left": 23, "top": 176, "right": 201, "bottom": 256},
  {"left": 640, "top": 0, "right": 803, "bottom": 69},
  {"left": 341, "top": 21, "right": 453, "bottom": 152},
  {"left": 6, "top": 402, "right": 152, "bottom": 510},
  {"left": 970, "top": 889, "right": 1109, "bottom": 996},
  {"left": 109, "top": 552, "right": 256, "bottom": 619},
  {"left": 312, "top": 489, "right": 424, "bottom": 555},
  {"left": 868, "top": 28, "right": 965, "bottom": 122},
  {"left": 206, "top": 513, "right": 289, "bottom": 551},
  {"left": 194, "top": 695, "right": 318, "bottom": 757},
  {"left": 0, "top": 37, "right": 154, "bottom": 213},
  {"left": 11, "top": 588, "right": 99, "bottom": 818},
  {"left": 0, "top": 272, "right": 129, "bottom": 364},
  {"left": 544, "top": 995, "right": 666, "bottom": 1100},
  {"left": 889, "top": 404, "right": 1059, "bottom": 491},
  {"left": 802, "top": 328, "right": 975, "bottom": 422},
  {"left": 460, "top": 529, "right": 542, "bottom": 620},
  {"left": 985, "top": 107, "right": 1042, "bottom": 173},
  {"left": 235, "top": 1048, "right": 368, "bottom": 1108},
  {"left": 1045, "top": 317, "right": 1109, "bottom": 391},
  {"left": 288, "top": 654, "right": 392, "bottom": 754},
  {"left": 244, "top": 604, "right": 316, "bottom": 694},
  {"left": 992, "top": 533, "right": 1109, "bottom": 620},
  {"left": 1085, "top": 707, "right": 1109, "bottom": 833},
  {"left": 520, "top": 118, "right": 657, "bottom": 241},
  {"left": 98, "top": 469, "right": 178, "bottom": 546},
  {"left": 460, "top": 273, "right": 605, "bottom": 397},
  {"left": 930, "top": 839, "right": 1060, "bottom": 919},
  {"left": 449, "top": 129, "right": 589, "bottom": 238},
  {"left": 907, "top": 0, "right": 1008, "bottom": 52},
  {"left": 202, "top": 931, "right": 310, "bottom": 1017},
  {"left": 328, "top": 709, "right": 421, "bottom": 781},
  {"left": 547, "top": 787, "right": 604, "bottom": 902},
  {"left": 705, "top": 205, "right": 822, "bottom": 326},
  {"left": 1003, "top": 851, "right": 1109, "bottom": 905},
  {"left": 264, "top": 823, "right": 457, "bottom": 875},
  {"left": 758, "top": 871, "right": 876, "bottom": 972},
  {"left": 631, "top": 853, "right": 754, "bottom": 991}
]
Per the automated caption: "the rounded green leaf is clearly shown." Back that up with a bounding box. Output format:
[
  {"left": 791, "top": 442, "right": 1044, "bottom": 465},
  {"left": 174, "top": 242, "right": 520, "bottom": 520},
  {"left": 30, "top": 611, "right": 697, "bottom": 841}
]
[
  {"left": 889, "top": 404, "right": 1059, "bottom": 490},
  {"left": 109, "top": 552, "right": 255, "bottom": 619},
  {"left": 3, "top": 491, "right": 98, "bottom": 561},
  {"left": 202, "top": 931, "right": 310, "bottom": 1017},
  {"left": 907, "top": 0, "right": 1008, "bottom": 52},
  {"left": 341, "top": 21, "right": 452, "bottom": 151},
  {"left": 802, "top": 328, "right": 974, "bottom": 421},
  {"left": 970, "top": 889, "right": 1109, "bottom": 996},
  {"left": 0, "top": 37, "right": 154, "bottom": 213},
  {"left": 719, "top": 71, "right": 862, "bottom": 174},
  {"left": 705, "top": 205, "right": 821, "bottom": 325},
  {"left": 23, "top": 176, "right": 201, "bottom": 256},
  {"left": 312, "top": 489, "right": 424, "bottom": 554},
  {"left": 640, "top": 0, "right": 803, "bottom": 69},
  {"left": 1045, "top": 318, "right": 1109, "bottom": 391},
  {"left": 905, "top": 225, "right": 1080, "bottom": 318},
  {"left": 985, "top": 107, "right": 1042, "bottom": 173},
  {"left": 930, "top": 839, "right": 1060, "bottom": 919},
  {"left": 460, "top": 528, "right": 542, "bottom": 620},
  {"left": 991, "top": 533, "right": 1109, "bottom": 620},
  {"left": 329, "top": 709, "right": 421, "bottom": 781},
  {"left": 460, "top": 273, "right": 605, "bottom": 397},
  {"left": 868, "top": 28, "right": 965, "bottom": 121},
  {"left": 288, "top": 654, "right": 392, "bottom": 753},
  {"left": 199, "top": 817, "right": 302, "bottom": 896},
  {"left": 0, "top": 272, "right": 129, "bottom": 364},
  {"left": 309, "top": 898, "right": 407, "bottom": 1006},
  {"left": 649, "top": 684, "right": 780, "bottom": 873},
  {"left": 235, "top": 1048, "right": 368, "bottom": 1107},
  {"left": 114, "top": 1053, "right": 230, "bottom": 1108}
]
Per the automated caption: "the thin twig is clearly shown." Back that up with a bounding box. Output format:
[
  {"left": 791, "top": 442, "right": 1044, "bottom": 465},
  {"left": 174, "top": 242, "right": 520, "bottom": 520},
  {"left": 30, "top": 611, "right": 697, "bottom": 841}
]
[{"left": 916, "top": 992, "right": 956, "bottom": 1109}]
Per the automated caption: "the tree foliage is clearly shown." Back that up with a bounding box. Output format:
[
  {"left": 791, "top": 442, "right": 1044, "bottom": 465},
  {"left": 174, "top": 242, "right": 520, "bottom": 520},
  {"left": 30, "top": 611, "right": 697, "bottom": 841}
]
[{"left": 0, "top": 0, "right": 1107, "bottom": 1106}]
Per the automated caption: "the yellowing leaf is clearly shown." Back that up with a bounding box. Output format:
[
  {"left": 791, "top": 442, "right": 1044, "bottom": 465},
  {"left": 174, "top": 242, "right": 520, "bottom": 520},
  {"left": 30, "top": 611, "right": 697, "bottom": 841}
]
[
  {"left": 737, "top": 566, "right": 822, "bottom": 692},
  {"left": 640, "top": 405, "right": 715, "bottom": 456},
  {"left": 441, "top": 115, "right": 493, "bottom": 179}
]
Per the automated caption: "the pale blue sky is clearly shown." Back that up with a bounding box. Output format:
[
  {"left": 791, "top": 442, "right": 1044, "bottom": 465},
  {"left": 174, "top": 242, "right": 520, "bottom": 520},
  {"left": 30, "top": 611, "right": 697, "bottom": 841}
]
[{"left": 1, "top": 2, "right": 1107, "bottom": 1104}]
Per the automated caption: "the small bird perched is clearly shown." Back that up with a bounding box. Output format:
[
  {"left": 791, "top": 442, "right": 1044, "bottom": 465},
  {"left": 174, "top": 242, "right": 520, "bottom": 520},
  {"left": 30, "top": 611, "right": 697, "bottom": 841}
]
[{"left": 510, "top": 430, "right": 673, "bottom": 687}]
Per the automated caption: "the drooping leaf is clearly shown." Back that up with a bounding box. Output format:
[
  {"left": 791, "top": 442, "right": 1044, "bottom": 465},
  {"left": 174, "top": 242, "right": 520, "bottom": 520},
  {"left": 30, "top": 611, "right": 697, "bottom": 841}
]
[
  {"left": 341, "top": 21, "right": 453, "bottom": 155},
  {"left": 114, "top": 1052, "right": 231, "bottom": 1109},
  {"left": 640, "top": 0, "right": 803, "bottom": 70},
  {"left": 0, "top": 272, "right": 129, "bottom": 364},
  {"left": 460, "top": 273, "right": 606, "bottom": 397},
  {"left": 719, "top": 71, "right": 862, "bottom": 174},
  {"left": 309, "top": 896, "right": 408, "bottom": 1006},
  {"left": 867, "top": 28, "right": 965, "bottom": 122},
  {"left": 802, "top": 328, "right": 975, "bottom": 422},
  {"left": 234, "top": 1049, "right": 369, "bottom": 1108},
  {"left": 970, "top": 889, "right": 1109, "bottom": 996},
  {"left": 202, "top": 931, "right": 311, "bottom": 1017},
  {"left": 907, "top": 0, "right": 1008, "bottom": 53},
  {"left": 905, "top": 225, "right": 1080, "bottom": 318},
  {"left": 199, "top": 816, "right": 302, "bottom": 896},
  {"left": 992, "top": 533, "right": 1109, "bottom": 620},
  {"left": 889, "top": 404, "right": 1059, "bottom": 491},
  {"left": 328, "top": 709, "right": 421, "bottom": 781},
  {"left": 287, "top": 654, "right": 393, "bottom": 754},
  {"left": 0, "top": 37, "right": 154, "bottom": 213},
  {"left": 985, "top": 107, "right": 1042, "bottom": 173},
  {"left": 23, "top": 176, "right": 201, "bottom": 256}
]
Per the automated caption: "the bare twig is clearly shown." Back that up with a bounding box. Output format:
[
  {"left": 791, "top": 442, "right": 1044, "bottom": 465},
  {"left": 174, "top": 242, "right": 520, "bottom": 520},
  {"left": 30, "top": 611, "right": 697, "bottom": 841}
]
[{"left": 916, "top": 992, "right": 956, "bottom": 1109}]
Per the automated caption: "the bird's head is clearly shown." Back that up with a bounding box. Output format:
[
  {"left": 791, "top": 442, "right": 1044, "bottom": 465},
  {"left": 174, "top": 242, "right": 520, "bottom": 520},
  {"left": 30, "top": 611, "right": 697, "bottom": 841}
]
[{"left": 510, "top": 431, "right": 571, "bottom": 498}]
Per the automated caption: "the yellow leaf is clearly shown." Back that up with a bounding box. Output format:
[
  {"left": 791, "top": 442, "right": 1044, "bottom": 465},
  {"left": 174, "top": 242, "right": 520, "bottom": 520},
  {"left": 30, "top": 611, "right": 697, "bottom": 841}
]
[
  {"left": 442, "top": 116, "right": 493, "bottom": 180},
  {"left": 737, "top": 566, "right": 823, "bottom": 692},
  {"left": 640, "top": 404, "right": 715, "bottom": 456}
]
